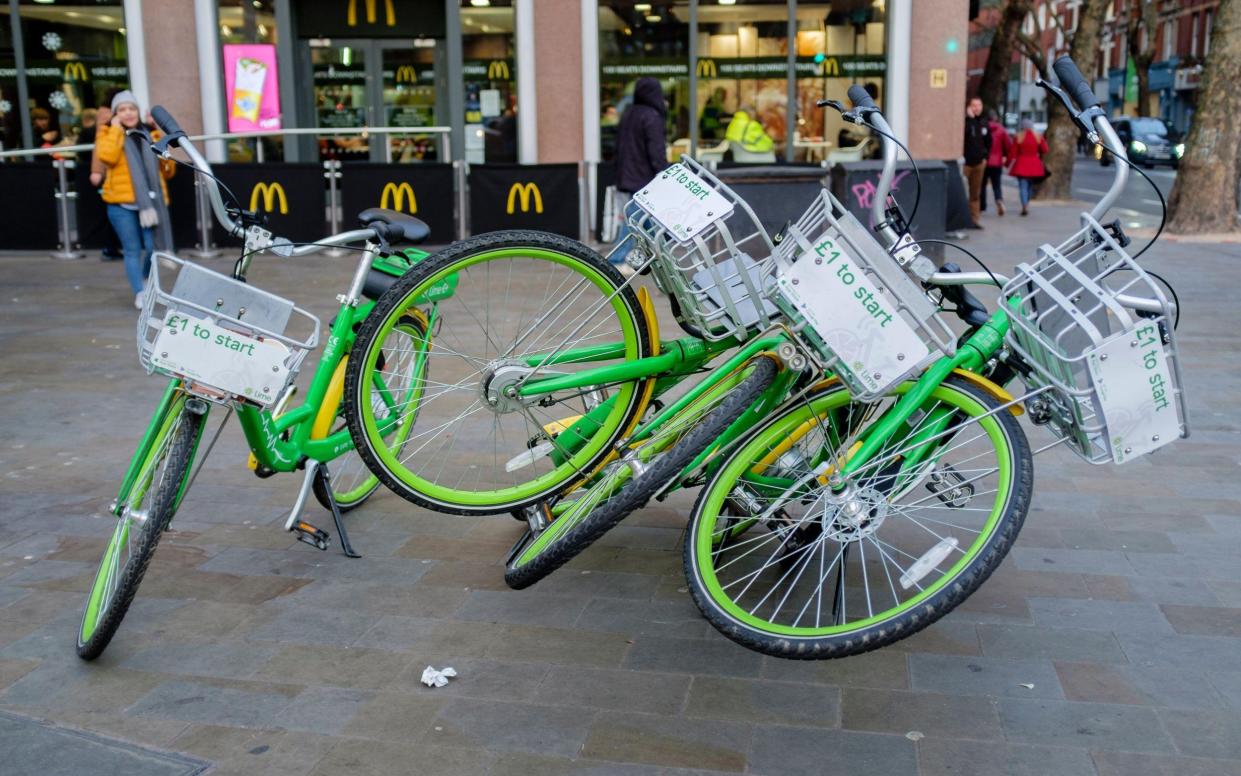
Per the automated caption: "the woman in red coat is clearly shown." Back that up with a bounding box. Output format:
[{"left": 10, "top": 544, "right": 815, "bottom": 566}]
[{"left": 1008, "top": 119, "right": 1048, "bottom": 216}]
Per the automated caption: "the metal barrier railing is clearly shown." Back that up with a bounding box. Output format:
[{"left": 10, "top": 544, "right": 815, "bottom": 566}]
[{"left": 0, "top": 126, "right": 594, "bottom": 255}]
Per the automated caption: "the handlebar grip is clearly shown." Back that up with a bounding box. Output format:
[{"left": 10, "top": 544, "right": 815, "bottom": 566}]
[
  {"left": 1052, "top": 56, "right": 1099, "bottom": 110},
  {"left": 150, "top": 106, "right": 185, "bottom": 138},
  {"left": 847, "top": 85, "right": 876, "bottom": 110}
]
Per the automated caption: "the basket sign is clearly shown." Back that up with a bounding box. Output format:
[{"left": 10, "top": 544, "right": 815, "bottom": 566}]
[
  {"left": 633, "top": 162, "right": 735, "bottom": 243},
  {"left": 777, "top": 234, "right": 929, "bottom": 395},
  {"left": 151, "top": 312, "right": 291, "bottom": 406},
  {"left": 1087, "top": 323, "right": 1180, "bottom": 463}
]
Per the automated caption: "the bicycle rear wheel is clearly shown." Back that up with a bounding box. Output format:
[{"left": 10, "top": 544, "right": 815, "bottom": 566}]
[
  {"left": 685, "top": 376, "right": 1032, "bottom": 659},
  {"left": 77, "top": 390, "right": 206, "bottom": 660},
  {"left": 505, "top": 356, "right": 779, "bottom": 589},
  {"left": 345, "top": 231, "right": 652, "bottom": 515}
]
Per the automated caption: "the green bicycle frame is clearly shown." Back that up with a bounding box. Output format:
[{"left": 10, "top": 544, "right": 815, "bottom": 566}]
[{"left": 113, "top": 249, "right": 437, "bottom": 513}]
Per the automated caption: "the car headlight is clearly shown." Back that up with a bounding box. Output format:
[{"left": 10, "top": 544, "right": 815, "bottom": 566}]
[
  {"left": 1175, "top": 143, "right": 1185, "bottom": 158},
  {"left": 1130, "top": 140, "right": 1147, "bottom": 154}
]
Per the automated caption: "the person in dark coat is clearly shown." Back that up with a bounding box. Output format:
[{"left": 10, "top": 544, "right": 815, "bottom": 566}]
[{"left": 611, "top": 78, "right": 668, "bottom": 267}]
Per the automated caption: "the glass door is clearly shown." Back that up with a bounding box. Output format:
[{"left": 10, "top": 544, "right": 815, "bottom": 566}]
[
  {"left": 379, "top": 43, "right": 441, "bottom": 162},
  {"left": 311, "top": 40, "right": 371, "bottom": 161}
]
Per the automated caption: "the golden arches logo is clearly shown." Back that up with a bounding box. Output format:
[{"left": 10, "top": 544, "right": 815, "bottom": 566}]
[
  {"left": 506, "top": 182, "right": 543, "bottom": 215},
  {"left": 696, "top": 59, "right": 718, "bottom": 78},
  {"left": 63, "top": 62, "right": 89, "bottom": 82},
  {"left": 395, "top": 65, "right": 417, "bottom": 84},
  {"left": 346, "top": 0, "right": 395, "bottom": 27},
  {"left": 250, "top": 182, "right": 288, "bottom": 215},
  {"left": 380, "top": 182, "right": 417, "bottom": 213},
  {"left": 818, "top": 57, "right": 840, "bottom": 77},
  {"left": 487, "top": 60, "right": 510, "bottom": 80}
]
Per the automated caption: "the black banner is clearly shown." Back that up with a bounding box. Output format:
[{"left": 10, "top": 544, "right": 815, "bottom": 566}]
[
  {"left": 209, "top": 164, "right": 327, "bottom": 247},
  {"left": 829, "top": 160, "right": 948, "bottom": 257},
  {"left": 75, "top": 162, "right": 198, "bottom": 252},
  {"left": 0, "top": 165, "right": 59, "bottom": 250},
  {"left": 339, "top": 163, "right": 454, "bottom": 244},
  {"left": 468, "top": 164, "right": 579, "bottom": 239}
]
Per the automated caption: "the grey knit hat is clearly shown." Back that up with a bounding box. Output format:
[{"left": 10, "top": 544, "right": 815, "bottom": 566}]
[{"left": 111, "top": 90, "right": 139, "bottom": 112}]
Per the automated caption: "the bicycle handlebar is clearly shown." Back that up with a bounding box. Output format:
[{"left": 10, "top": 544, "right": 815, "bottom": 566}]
[
  {"left": 147, "top": 106, "right": 387, "bottom": 255},
  {"left": 150, "top": 105, "right": 186, "bottom": 140},
  {"left": 847, "top": 85, "right": 876, "bottom": 110},
  {"left": 1052, "top": 56, "right": 1100, "bottom": 111}
]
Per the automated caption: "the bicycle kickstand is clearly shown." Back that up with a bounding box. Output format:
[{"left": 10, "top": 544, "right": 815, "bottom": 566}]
[
  {"left": 284, "top": 461, "right": 362, "bottom": 558},
  {"left": 315, "top": 464, "right": 361, "bottom": 559}
]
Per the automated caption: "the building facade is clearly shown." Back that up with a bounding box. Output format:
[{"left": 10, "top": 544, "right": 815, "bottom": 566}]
[
  {"left": 2, "top": 0, "right": 970, "bottom": 163},
  {"left": 966, "top": 0, "right": 1215, "bottom": 133}
]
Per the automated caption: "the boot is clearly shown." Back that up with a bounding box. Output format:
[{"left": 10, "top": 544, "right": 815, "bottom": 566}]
[{"left": 997, "top": 200, "right": 1006, "bottom": 216}]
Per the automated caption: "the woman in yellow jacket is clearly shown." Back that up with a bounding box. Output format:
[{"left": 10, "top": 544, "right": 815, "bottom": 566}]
[{"left": 95, "top": 90, "right": 175, "bottom": 308}]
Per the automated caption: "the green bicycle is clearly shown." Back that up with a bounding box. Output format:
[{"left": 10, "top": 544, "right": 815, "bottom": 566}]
[
  {"left": 76, "top": 108, "right": 444, "bottom": 660},
  {"left": 683, "top": 64, "right": 1187, "bottom": 657}
]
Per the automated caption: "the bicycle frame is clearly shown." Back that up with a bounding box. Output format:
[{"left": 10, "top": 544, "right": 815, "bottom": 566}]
[{"left": 114, "top": 250, "right": 437, "bottom": 511}]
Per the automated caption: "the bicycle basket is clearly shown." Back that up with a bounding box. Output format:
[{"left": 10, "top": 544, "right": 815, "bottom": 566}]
[
  {"left": 624, "top": 157, "right": 778, "bottom": 342},
  {"left": 768, "top": 189, "right": 956, "bottom": 401},
  {"left": 136, "top": 253, "right": 320, "bottom": 408},
  {"left": 1003, "top": 215, "right": 1187, "bottom": 464}
]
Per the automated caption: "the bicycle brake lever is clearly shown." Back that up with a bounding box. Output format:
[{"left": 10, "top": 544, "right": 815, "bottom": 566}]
[
  {"left": 1035, "top": 78, "right": 1101, "bottom": 142},
  {"left": 817, "top": 99, "right": 847, "bottom": 113}
]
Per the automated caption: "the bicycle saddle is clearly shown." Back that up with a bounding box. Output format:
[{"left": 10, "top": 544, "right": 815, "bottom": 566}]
[{"left": 357, "top": 208, "right": 430, "bottom": 245}]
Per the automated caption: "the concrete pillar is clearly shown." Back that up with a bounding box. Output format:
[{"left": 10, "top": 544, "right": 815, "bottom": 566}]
[
  {"left": 906, "top": 0, "right": 969, "bottom": 159},
  {"left": 529, "top": 0, "right": 584, "bottom": 163},
  {"left": 138, "top": 0, "right": 205, "bottom": 134}
]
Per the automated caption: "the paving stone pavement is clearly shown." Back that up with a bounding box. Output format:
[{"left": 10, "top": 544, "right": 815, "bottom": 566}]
[{"left": 0, "top": 192, "right": 1238, "bottom": 775}]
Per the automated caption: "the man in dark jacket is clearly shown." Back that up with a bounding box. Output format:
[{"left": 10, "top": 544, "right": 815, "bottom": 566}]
[
  {"left": 962, "top": 96, "right": 989, "bottom": 229},
  {"left": 616, "top": 77, "right": 668, "bottom": 194},
  {"left": 611, "top": 77, "right": 668, "bottom": 267}
]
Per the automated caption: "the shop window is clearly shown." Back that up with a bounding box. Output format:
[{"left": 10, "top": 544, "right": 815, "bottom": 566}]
[
  {"left": 12, "top": 1, "right": 128, "bottom": 152},
  {"left": 598, "top": 1, "right": 690, "bottom": 162},
  {"left": 462, "top": 0, "right": 516, "bottom": 163},
  {"left": 794, "top": 1, "right": 886, "bottom": 163},
  {"left": 219, "top": 0, "right": 280, "bottom": 161}
]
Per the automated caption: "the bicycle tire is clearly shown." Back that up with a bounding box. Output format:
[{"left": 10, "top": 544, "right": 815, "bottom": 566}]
[
  {"left": 77, "top": 397, "right": 205, "bottom": 660},
  {"left": 506, "top": 356, "right": 778, "bottom": 589},
  {"left": 344, "top": 230, "right": 652, "bottom": 515},
  {"left": 684, "top": 375, "right": 1033, "bottom": 659}
]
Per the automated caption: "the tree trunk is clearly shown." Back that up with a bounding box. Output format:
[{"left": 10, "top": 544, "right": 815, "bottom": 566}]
[
  {"left": 1167, "top": 0, "right": 1241, "bottom": 233},
  {"left": 1134, "top": 58, "right": 1152, "bottom": 117},
  {"left": 1036, "top": 0, "right": 1109, "bottom": 200},
  {"left": 978, "top": 0, "right": 1031, "bottom": 114}
]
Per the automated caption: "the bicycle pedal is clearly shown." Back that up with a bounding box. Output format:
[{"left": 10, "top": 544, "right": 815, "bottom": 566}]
[{"left": 291, "top": 520, "right": 331, "bottom": 551}]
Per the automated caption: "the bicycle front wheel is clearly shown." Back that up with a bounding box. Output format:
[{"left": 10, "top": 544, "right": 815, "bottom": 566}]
[
  {"left": 77, "top": 391, "right": 206, "bottom": 660},
  {"left": 505, "top": 356, "right": 779, "bottom": 589},
  {"left": 345, "top": 231, "right": 653, "bottom": 515},
  {"left": 685, "top": 375, "right": 1033, "bottom": 659}
]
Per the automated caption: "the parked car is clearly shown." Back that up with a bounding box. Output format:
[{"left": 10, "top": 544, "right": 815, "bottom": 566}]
[{"left": 1099, "top": 117, "right": 1184, "bottom": 168}]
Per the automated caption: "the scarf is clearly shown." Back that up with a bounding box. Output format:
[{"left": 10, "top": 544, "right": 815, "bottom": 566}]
[{"left": 122, "top": 126, "right": 173, "bottom": 251}]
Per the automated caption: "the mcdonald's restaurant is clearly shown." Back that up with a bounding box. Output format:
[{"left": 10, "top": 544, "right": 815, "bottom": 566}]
[{"left": 0, "top": 1, "right": 969, "bottom": 249}]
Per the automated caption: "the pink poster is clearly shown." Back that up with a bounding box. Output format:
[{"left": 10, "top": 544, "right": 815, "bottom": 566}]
[{"left": 223, "top": 44, "right": 281, "bottom": 132}]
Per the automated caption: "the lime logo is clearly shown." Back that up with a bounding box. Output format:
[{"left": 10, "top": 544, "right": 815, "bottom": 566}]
[
  {"left": 506, "top": 182, "right": 543, "bottom": 214},
  {"left": 696, "top": 59, "right": 718, "bottom": 78},
  {"left": 488, "top": 60, "right": 510, "bottom": 80},
  {"left": 250, "top": 182, "right": 288, "bottom": 215},
  {"left": 380, "top": 182, "right": 417, "bottom": 213},
  {"left": 63, "top": 62, "right": 89, "bottom": 82},
  {"left": 347, "top": 0, "right": 395, "bottom": 27}
]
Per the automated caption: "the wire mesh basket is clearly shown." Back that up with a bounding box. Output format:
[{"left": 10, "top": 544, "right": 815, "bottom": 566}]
[
  {"left": 137, "top": 253, "right": 320, "bottom": 408},
  {"left": 623, "top": 156, "right": 778, "bottom": 342},
  {"left": 768, "top": 189, "right": 956, "bottom": 401},
  {"left": 1003, "top": 215, "right": 1187, "bottom": 464}
]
